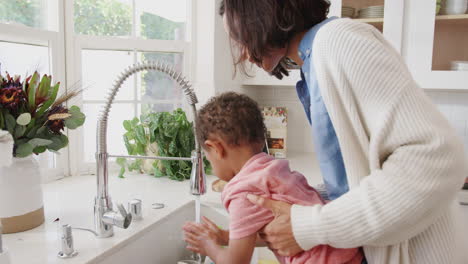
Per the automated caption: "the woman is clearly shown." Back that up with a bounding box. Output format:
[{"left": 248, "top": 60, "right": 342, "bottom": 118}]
[{"left": 220, "top": 0, "right": 467, "bottom": 263}]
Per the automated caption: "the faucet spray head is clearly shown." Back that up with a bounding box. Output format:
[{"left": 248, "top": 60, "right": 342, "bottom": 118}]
[{"left": 190, "top": 151, "right": 206, "bottom": 195}]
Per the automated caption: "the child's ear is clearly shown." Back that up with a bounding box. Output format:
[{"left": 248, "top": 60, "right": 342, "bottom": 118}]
[{"left": 204, "top": 139, "right": 226, "bottom": 159}]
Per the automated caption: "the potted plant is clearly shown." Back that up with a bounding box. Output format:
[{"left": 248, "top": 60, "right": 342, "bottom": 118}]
[
  {"left": 117, "top": 108, "right": 210, "bottom": 180},
  {"left": 0, "top": 72, "right": 85, "bottom": 233}
]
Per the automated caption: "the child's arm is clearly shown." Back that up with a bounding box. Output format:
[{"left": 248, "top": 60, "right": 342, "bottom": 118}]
[
  {"left": 183, "top": 217, "right": 261, "bottom": 263},
  {"left": 209, "top": 234, "right": 257, "bottom": 264},
  {"left": 202, "top": 216, "right": 268, "bottom": 247},
  {"left": 183, "top": 217, "right": 229, "bottom": 246},
  {"left": 187, "top": 230, "right": 257, "bottom": 264},
  {"left": 183, "top": 217, "right": 267, "bottom": 247}
]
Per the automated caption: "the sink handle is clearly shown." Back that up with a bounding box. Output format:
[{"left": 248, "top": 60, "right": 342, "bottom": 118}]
[
  {"left": 102, "top": 202, "right": 133, "bottom": 229},
  {"left": 116, "top": 203, "right": 128, "bottom": 217},
  {"left": 116, "top": 203, "right": 132, "bottom": 229}
]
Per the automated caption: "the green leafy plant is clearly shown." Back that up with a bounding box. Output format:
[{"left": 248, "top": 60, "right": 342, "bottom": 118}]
[
  {"left": 0, "top": 72, "right": 85, "bottom": 157},
  {"left": 117, "top": 108, "right": 210, "bottom": 181}
]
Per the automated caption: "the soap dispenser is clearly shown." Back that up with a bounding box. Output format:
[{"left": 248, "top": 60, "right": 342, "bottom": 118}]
[{"left": 0, "top": 221, "right": 11, "bottom": 264}]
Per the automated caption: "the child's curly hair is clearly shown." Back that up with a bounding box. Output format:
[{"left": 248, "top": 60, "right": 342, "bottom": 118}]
[{"left": 196, "top": 92, "right": 266, "bottom": 150}]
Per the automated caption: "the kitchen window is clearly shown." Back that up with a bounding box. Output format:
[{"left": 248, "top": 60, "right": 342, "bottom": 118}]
[
  {"left": 0, "top": 0, "right": 194, "bottom": 178},
  {"left": 0, "top": 0, "right": 65, "bottom": 182}
]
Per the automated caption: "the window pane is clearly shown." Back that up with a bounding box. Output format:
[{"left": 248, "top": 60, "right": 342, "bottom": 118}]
[
  {"left": 137, "top": 0, "right": 187, "bottom": 40},
  {"left": 139, "top": 52, "right": 184, "bottom": 105},
  {"left": 140, "top": 103, "right": 180, "bottom": 116},
  {"left": 0, "top": 41, "right": 50, "bottom": 76},
  {"left": 0, "top": 0, "right": 58, "bottom": 31},
  {"left": 74, "top": 0, "right": 132, "bottom": 36},
  {"left": 83, "top": 103, "right": 135, "bottom": 162},
  {"left": 0, "top": 41, "right": 57, "bottom": 177},
  {"left": 82, "top": 50, "right": 134, "bottom": 101}
]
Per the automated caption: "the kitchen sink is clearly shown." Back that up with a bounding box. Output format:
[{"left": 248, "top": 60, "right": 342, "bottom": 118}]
[{"left": 93, "top": 201, "right": 229, "bottom": 264}]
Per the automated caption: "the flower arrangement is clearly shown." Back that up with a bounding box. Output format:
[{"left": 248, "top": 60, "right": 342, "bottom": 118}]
[{"left": 0, "top": 72, "right": 85, "bottom": 157}]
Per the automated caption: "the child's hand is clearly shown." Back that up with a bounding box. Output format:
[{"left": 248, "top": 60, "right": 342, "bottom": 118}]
[
  {"left": 183, "top": 216, "right": 229, "bottom": 255},
  {"left": 203, "top": 216, "right": 230, "bottom": 245}
]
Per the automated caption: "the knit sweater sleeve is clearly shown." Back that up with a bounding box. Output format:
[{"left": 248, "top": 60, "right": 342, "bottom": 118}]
[{"left": 291, "top": 20, "right": 466, "bottom": 250}]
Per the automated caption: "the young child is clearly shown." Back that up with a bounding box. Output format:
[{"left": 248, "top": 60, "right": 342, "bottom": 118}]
[{"left": 183, "top": 92, "right": 363, "bottom": 264}]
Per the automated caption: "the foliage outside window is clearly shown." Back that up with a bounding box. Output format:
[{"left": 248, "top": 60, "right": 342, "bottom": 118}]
[
  {"left": 0, "top": 0, "right": 191, "bottom": 176},
  {"left": 74, "top": 0, "right": 186, "bottom": 40},
  {"left": 74, "top": 0, "right": 186, "bottom": 111},
  {"left": 74, "top": 0, "right": 132, "bottom": 36},
  {"left": 0, "top": 0, "right": 45, "bottom": 29}
]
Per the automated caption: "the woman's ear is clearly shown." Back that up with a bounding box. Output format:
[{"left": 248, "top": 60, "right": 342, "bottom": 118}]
[{"left": 204, "top": 139, "right": 226, "bottom": 159}]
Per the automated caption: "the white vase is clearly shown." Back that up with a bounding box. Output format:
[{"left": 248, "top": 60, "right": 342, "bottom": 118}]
[{"left": 0, "top": 157, "right": 45, "bottom": 233}]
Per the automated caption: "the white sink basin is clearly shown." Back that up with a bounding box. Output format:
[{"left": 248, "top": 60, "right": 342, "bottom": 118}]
[{"left": 93, "top": 201, "right": 229, "bottom": 264}]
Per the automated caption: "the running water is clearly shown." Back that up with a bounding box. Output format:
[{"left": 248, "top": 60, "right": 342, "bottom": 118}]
[
  {"left": 194, "top": 195, "right": 202, "bottom": 263},
  {"left": 195, "top": 195, "right": 201, "bottom": 224}
]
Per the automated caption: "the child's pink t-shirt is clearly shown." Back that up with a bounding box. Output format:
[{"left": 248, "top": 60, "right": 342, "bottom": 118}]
[{"left": 221, "top": 153, "right": 363, "bottom": 264}]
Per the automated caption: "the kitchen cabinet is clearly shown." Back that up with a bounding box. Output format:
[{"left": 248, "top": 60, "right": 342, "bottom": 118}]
[
  {"left": 404, "top": 0, "right": 468, "bottom": 89},
  {"left": 242, "top": 0, "right": 468, "bottom": 90},
  {"left": 241, "top": 0, "right": 405, "bottom": 86},
  {"left": 339, "top": 0, "right": 405, "bottom": 52}
]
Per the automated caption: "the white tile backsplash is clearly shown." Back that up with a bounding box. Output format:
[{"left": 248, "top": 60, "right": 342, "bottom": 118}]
[
  {"left": 241, "top": 85, "right": 315, "bottom": 153},
  {"left": 274, "top": 86, "right": 301, "bottom": 101},
  {"left": 426, "top": 91, "right": 468, "bottom": 153},
  {"left": 240, "top": 86, "right": 468, "bottom": 155}
]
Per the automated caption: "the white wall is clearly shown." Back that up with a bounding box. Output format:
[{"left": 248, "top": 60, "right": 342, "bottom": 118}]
[
  {"left": 426, "top": 91, "right": 468, "bottom": 152},
  {"left": 240, "top": 85, "right": 315, "bottom": 154},
  {"left": 196, "top": 0, "right": 468, "bottom": 156},
  {"left": 239, "top": 86, "right": 468, "bottom": 156},
  {"left": 193, "top": 0, "right": 216, "bottom": 105},
  {"left": 193, "top": 0, "right": 242, "bottom": 105},
  {"left": 213, "top": 0, "right": 243, "bottom": 94}
]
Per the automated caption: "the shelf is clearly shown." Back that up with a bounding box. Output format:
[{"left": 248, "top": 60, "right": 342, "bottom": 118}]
[
  {"left": 351, "top": 13, "right": 468, "bottom": 27},
  {"left": 432, "top": 14, "right": 468, "bottom": 71},
  {"left": 353, "top": 17, "right": 384, "bottom": 25},
  {"left": 414, "top": 70, "right": 468, "bottom": 90},
  {"left": 435, "top": 14, "right": 468, "bottom": 25}
]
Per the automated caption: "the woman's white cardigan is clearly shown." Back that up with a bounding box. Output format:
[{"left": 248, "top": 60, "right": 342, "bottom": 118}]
[{"left": 291, "top": 19, "right": 468, "bottom": 264}]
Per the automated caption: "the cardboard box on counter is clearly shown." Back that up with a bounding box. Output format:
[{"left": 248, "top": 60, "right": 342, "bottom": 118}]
[{"left": 262, "top": 106, "right": 287, "bottom": 159}]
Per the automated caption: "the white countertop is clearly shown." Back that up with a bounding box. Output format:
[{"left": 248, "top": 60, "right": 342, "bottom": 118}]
[
  {"left": 1, "top": 151, "right": 322, "bottom": 264},
  {"left": 3, "top": 153, "right": 468, "bottom": 264},
  {"left": 3, "top": 173, "right": 226, "bottom": 264},
  {"left": 0, "top": 152, "right": 322, "bottom": 264}
]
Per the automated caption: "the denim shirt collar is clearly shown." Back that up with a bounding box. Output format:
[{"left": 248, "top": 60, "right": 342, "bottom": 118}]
[{"left": 297, "top": 17, "right": 338, "bottom": 62}]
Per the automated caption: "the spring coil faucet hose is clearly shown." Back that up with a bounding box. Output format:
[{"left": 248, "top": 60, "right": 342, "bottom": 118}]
[
  {"left": 94, "top": 61, "right": 206, "bottom": 238},
  {"left": 97, "top": 61, "right": 199, "bottom": 154}
]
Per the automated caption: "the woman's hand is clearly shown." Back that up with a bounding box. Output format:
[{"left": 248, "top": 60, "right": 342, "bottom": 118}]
[
  {"left": 182, "top": 216, "right": 229, "bottom": 255},
  {"left": 247, "top": 194, "right": 303, "bottom": 257}
]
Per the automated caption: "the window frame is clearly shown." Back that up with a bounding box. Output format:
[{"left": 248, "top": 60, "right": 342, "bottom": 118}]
[
  {"left": 65, "top": 0, "right": 195, "bottom": 176},
  {"left": 0, "top": 0, "right": 67, "bottom": 182},
  {"left": 0, "top": 0, "right": 195, "bottom": 178}
]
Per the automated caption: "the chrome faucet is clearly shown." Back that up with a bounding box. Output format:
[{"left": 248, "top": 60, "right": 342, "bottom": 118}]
[
  {"left": 57, "top": 224, "right": 79, "bottom": 258},
  {"left": 95, "top": 61, "right": 206, "bottom": 238},
  {"left": 0, "top": 222, "right": 11, "bottom": 264},
  {"left": 0, "top": 222, "right": 3, "bottom": 254}
]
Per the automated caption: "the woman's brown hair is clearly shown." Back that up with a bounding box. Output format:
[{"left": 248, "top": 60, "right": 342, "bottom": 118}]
[{"left": 219, "top": 0, "right": 330, "bottom": 75}]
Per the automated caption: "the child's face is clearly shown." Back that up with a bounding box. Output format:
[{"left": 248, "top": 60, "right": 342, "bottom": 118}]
[{"left": 203, "top": 144, "right": 235, "bottom": 182}]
